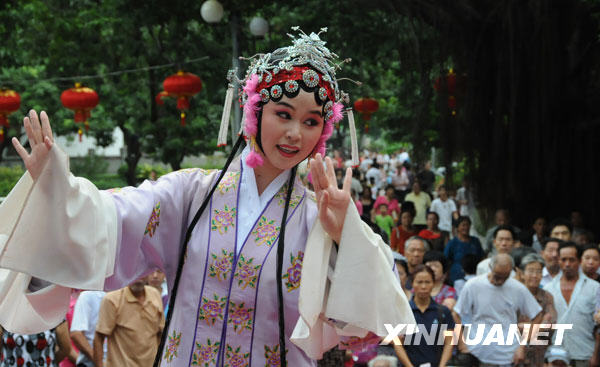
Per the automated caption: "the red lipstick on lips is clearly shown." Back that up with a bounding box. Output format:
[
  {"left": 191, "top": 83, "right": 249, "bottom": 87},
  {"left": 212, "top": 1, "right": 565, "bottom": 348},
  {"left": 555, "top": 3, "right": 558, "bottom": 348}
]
[{"left": 277, "top": 144, "right": 300, "bottom": 158}]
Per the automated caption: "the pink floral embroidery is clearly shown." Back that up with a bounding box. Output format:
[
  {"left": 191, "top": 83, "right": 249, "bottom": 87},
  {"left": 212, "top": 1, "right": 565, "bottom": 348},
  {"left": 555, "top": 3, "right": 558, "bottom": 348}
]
[
  {"left": 218, "top": 172, "right": 240, "bottom": 195},
  {"left": 252, "top": 216, "right": 280, "bottom": 247},
  {"left": 209, "top": 249, "right": 234, "bottom": 281},
  {"left": 234, "top": 255, "right": 261, "bottom": 290},
  {"left": 225, "top": 345, "right": 249, "bottom": 367},
  {"left": 282, "top": 251, "right": 303, "bottom": 292},
  {"left": 192, "top": 339, "right": 220, "bottom": 366},
  {"left": 211, "top": 205, "right": 236, "bottom": 234},
  {"left": 227, "top": 301, "right": 254, "bottom": 334},
  {"left": 198, "top": 294, "right": 227, "bottom": 326},
  {"left": 106, "top": 187, "right": 123, "bottom": 194},
  {"left": 163, "top": 330, "right": 181, "bottom": 362},
  {"left": 145, "top": 202, "right": 161, "bottom": 237},
  {"left": 264, "top": 344, "right": 284, "bottom": 366}
]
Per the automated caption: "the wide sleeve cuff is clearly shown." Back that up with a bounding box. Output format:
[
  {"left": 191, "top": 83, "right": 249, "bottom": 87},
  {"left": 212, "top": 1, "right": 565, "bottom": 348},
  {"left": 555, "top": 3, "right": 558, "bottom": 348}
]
[
  {"left": 0, "top": 146, "right": 117, "bottom": 333},
  {"left": 0, "top": 145, "right": 117, "bottom": 289},
  {"left": 291, "top": 203, "right": 415, "bottom": 359}
]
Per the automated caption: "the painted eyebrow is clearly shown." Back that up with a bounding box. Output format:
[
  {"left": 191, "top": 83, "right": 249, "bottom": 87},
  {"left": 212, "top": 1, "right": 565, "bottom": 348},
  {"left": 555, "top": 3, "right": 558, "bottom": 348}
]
[
  {"left": 276, "top": 101, "right": 295, "bottom": 110},
  {"left": 276, "top": 102, "right": 323, "bottom": 117}
]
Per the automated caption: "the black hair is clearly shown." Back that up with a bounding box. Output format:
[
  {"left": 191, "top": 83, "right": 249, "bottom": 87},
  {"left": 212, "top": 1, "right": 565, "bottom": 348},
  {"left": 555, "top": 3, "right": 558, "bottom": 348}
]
[
  {"left": 547, "top": 218, "right": 573, "bottom": 236},
  {"left": 455, "top": 215, "right": 472, "bottom": 227},
  {"left": 426, "top": 211, "right": 440, "bottom": 221},
  {"left": 558, "top": 241, "right": 582, "bottom": 259},
  {"left": 400, "top": 201, "right": 416, "bottom": 217},
  {"left": 411, "top": 264, "right": 436, "bottom": 282},
  {"left": 396, "top": 259, "right": 409, "bottom": 275},
  {"left": 511, "top": 247, "right": 536, "bottom": 269},
  {"left": 461, "top": 254, "right": 479, "bottom": 275},
  {"left": 582, "top": 244, "right": 600, "bottom": 258},
  {"left": 493, "top": 224, "right": 515, "bottom": 240},
  {"left": 517, "top": 230, "right": 533, "bottom": 247},
  {"left": 423, "top": 250, "right": 448, "bottom": 274},
  {"left": 542, "top": 237, "right": 564, "bottom": 251}
]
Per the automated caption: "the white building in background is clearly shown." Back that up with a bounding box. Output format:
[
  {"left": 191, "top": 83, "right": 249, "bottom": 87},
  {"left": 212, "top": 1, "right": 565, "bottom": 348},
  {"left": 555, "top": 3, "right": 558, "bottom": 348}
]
[{"left": 55, "top": 127, "right": 124, "bottom": 158}]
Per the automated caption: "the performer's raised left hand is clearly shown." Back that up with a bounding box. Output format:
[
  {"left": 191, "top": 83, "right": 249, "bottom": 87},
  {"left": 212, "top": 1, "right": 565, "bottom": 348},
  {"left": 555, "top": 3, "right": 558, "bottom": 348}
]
[{"left": 309, "top": 153, "right": 352, "bottom": 243}]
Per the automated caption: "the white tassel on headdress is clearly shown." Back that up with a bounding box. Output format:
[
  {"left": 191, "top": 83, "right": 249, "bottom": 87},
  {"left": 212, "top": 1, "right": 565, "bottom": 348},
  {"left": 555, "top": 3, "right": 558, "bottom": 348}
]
[
  {"left": 347, "top": 108, "right": 359, "bottom": 167},
  {"left": 218, "top": 85, "right": 235, "bottom": 146}
]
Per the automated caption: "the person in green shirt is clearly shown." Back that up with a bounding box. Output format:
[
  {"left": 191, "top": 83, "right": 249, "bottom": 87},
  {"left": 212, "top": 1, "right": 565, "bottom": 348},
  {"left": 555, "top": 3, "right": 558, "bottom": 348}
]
[{"left": 374, "top": 199, "right": 395, "bottom": 239}]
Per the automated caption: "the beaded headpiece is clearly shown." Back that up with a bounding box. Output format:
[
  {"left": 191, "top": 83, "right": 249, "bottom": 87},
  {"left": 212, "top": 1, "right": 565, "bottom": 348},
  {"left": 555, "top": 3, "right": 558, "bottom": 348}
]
[{"left": 218, "top": 27, "right": 359, "bottom": 168}]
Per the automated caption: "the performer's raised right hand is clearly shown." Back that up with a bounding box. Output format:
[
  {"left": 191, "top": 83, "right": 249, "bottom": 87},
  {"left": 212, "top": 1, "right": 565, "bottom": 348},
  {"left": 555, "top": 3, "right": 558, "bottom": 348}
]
[{"left": 12, "top": 110, "right": 54, "bottom": 180}]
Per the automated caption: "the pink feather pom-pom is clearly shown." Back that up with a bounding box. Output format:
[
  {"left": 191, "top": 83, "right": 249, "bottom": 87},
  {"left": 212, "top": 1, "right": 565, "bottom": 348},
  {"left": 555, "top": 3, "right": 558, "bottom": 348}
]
[
  {"left": 330, "top": 102, "right": 344, "bottom": 124},
  {"left": 243, "top": 75, "right": 261, "bottom": 136},
  {"left": 245, "top": 149, "right": 264, "bottom": 168}
]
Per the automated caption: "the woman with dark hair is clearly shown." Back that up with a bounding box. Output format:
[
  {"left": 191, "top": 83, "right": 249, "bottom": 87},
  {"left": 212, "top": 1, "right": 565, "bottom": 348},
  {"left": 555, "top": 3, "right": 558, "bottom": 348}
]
[
  {"left": 390, "top": 205, "right": 418, "bottom": 254},
  {"left": 0, "top": 29, "right": 415, "bottom": 367},
  {"left": 418, "top": 211, "right": 449, "bottom": 252},
  {"left": 360, "top": 186, "right": 375, "bottom": 221},
  {"left": 423, "top": 251, "right": 457, "bottom": 310},
  {"left": 444, "top": 216, "right": 484, "bottom": 285},
  {"left": 392, "top": 264, "right": 455, "bottom": 367}
]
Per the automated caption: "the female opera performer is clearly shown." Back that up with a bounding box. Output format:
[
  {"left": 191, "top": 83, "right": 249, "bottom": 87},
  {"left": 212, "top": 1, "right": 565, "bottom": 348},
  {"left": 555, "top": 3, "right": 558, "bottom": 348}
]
[{"left": 0, "top": 28, "right": 413, "bottom": 366}]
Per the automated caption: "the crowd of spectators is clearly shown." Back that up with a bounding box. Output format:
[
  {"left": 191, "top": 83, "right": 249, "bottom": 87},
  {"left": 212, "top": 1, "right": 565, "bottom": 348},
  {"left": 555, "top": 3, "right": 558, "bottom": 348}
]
[{"left": 315, "top": 149, "right": 600, "bottom": 367}]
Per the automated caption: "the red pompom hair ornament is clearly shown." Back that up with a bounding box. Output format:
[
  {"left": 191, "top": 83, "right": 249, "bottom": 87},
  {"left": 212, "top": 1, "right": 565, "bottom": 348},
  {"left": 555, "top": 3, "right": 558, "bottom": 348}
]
[
  {"left": 60, "top": 83, "right": 99, "bottom": 141},
  {"left": 0, "top": 88, "right": 21, "bottom": 143},
  {"left": 160, "top": 71, "right": 202, "bottom": 126}
]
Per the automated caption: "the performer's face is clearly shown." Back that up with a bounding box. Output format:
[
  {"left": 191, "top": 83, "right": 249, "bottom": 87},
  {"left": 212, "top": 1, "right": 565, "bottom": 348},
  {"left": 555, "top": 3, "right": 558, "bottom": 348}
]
[{"left": 260, "top": 90, "right": 324, "bottom": 174}]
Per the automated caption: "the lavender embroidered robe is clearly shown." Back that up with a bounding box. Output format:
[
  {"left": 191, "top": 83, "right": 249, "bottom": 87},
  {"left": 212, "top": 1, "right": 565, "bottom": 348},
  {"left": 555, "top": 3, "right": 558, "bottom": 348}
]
[{"left": 0, "top": 146, "right": 415, "bottom": 366}]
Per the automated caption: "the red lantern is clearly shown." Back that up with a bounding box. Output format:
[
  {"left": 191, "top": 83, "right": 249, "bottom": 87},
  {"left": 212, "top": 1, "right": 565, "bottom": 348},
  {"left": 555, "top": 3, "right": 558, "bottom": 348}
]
[
  {"left": 354, "top": 97, "right": 379, "bottom": 121},
  {"left": 0, "top": 88, "right": 21, "bottom": 143},
  {"left": 61, "top": 83, "right": 99, "bottom": 141},
  {"left": 434, "top": 68, "right": 461, "bottom": 116},
  {"left": 162, "top": 71, "right": 202, "bottom": 126},
  {"left": 354, "top": 97, "right": 379, "bottom": 132}
]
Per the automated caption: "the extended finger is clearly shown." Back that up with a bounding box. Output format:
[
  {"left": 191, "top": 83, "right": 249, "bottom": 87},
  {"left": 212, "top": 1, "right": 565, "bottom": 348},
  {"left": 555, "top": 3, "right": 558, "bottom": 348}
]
[
  {"left": 23, "top": 116, "right": 37, "bottom": 146},
  {"left": 342, "top": 167, "right": 352, "bottom": 193},
  {"left": 12, "top": 137, "right": 29, "bottom": 161},
  {"left": 315, "top": 154, "right": 330, "bottom": 190},
  {"left": 325, "top": 157, "right": 336, "bottom": 185},
  {"left": 29, "top": 110, "right": 43, "bottom": 145},
  {"left": 40, "top": 111, "right": 54, "bottom": 143},
  {"left": 309, "top": 158, "right": 322, "bottom": 193},
  {"left": 319, "top": 191, "right": 330, "bottom": 222}
]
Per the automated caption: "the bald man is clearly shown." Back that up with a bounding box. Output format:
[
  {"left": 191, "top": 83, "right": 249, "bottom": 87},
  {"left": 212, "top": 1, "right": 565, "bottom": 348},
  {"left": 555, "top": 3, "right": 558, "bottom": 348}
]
[{"left": 454, "top": 254, "right": 542, "bottom": 366}]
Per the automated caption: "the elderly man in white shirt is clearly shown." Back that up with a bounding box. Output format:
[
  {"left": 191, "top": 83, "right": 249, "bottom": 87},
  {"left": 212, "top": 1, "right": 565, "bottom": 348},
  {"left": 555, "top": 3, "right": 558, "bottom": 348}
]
[
  {"left": 544, "top": 242, "right": 599, "bottom": 367},
  {"left": 455, "top": 254, "right": 542, "bottom": 367}
]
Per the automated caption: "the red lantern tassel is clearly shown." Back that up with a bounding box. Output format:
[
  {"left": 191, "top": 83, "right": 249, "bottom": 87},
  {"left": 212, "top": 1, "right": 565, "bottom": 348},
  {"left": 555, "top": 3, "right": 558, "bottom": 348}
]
[
  {"left": 180, "top": 112, "right": 186, "bottom": 126},
  {"left": 78, "top": 128, "right": 83, "bottom": 142},
  {"left": 0, "top": 115, "right": 7, "bottom": 127},
  {"left": 0, "top": 127, "right": 4, "bottom": 143},
  {"left": 177, "top": 97, "right": 190, "bottom": 110}
]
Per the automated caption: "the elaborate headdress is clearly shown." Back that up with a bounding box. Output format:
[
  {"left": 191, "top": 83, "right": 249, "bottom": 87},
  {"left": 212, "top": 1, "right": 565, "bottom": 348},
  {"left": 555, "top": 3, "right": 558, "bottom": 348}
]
[{"left": 218, "top": 27, "right": 359, "bottom": 167}]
